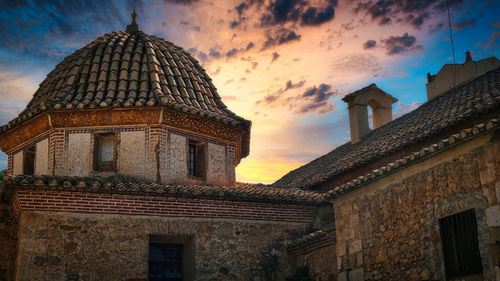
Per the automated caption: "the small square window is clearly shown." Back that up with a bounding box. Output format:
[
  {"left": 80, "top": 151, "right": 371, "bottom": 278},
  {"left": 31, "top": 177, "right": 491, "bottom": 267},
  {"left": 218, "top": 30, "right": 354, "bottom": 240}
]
[
  {"left": 439, "top": 209, "right": 483, "bottom": 277},
  {"left": 188, "top": 140, "right": 205, "bottom": 178},
  {"left": 93, "top": 133, "right": 117, "bottom": 171}
]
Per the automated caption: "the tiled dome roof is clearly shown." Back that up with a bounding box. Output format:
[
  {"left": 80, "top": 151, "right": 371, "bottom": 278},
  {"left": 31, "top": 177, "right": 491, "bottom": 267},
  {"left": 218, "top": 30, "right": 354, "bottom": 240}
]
[{"left": 1, "top": 26, "right": 250, "bottom": 133}]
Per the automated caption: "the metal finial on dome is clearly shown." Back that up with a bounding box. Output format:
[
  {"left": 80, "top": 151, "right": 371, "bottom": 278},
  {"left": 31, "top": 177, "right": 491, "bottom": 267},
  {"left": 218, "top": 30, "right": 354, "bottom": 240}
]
[{"left": 126, "top": 0, "right": 140, "bottom": 33}]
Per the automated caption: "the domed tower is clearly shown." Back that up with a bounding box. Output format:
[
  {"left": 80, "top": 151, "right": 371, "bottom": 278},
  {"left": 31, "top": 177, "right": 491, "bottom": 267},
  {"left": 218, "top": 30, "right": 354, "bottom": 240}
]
[{"left": 0, "top": 15, "right": 250, "bottom": 186}]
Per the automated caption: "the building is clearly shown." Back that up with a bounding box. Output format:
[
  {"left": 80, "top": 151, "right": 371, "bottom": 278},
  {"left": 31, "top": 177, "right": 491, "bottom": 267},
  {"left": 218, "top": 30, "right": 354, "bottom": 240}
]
[
  {"left": 277, "top": 53, "right": 500, "bottom": 280},
  {"left": 0, "top": 15, "right": 333, "bottom": 281},
  {"left": 1, "top": 12, "right": 500, "bottom": 281}
]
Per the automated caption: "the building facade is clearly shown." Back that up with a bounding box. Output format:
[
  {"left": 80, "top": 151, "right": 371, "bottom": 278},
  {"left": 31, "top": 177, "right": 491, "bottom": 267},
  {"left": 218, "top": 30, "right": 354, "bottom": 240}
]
[{"left": 1, "top": 13, "right": 500, "bottom": 281}]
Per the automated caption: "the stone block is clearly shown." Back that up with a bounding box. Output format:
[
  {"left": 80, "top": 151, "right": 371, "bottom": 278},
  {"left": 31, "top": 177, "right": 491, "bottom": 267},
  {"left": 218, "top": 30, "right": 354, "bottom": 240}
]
[
  {"left": 349, "top": 239, "right": 362, "bottom": 254},
  {"left": 496, "top": 182, "right": 500, "bottom": 204},
  {"left": 338, "top": 272, "right": 347, "bottom": 281},
  {"left": 486, "top": 205, "right": 500, "bottom": 227},
  {"left": 336, "top": 241, "right": 346, "bottom": 256},
  {"left": 348, "top": 268, "right": 365, "bottom": 281}
]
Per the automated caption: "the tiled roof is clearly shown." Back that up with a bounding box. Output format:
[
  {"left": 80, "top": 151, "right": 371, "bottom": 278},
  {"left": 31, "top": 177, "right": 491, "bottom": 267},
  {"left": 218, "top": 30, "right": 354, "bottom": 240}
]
[
  {"left": 287, "top": 226, "right": 336, "bottom": 254},
  {"left": 275, "top": 66, "right": 500, "bottom": 189},
  {"left": 2, "top": 175, "right": 328, "bottom": 205},
  {"left": 325, "top": 117, "right": 500, "bottom": 199},
  {"left": 0, "top": 30, "right": 250, "bottom": 134}
]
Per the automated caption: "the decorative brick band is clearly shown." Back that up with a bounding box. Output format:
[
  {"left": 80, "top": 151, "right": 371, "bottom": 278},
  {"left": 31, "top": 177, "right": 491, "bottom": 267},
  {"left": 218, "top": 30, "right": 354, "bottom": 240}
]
[{"left": 12, "top": 190, "right": 317, "bottom": 223}]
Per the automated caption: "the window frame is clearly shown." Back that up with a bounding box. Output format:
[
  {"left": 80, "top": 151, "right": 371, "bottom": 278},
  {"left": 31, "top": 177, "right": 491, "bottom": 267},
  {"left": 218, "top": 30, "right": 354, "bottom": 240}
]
[
  {"left": 23, "top": 144, "right": 36, "bottom": 175},
  {"left": 93, "top": 133, "right": 117, "bottom": 172},
  {"left": 187, "top": 139, "right": 206, "bottom": 178},
  {"left": 439, "top": 208, "right": 483, "bottom": 278},
  {"left": 148, "top": 234, "right": 195, "bottom": 281}
]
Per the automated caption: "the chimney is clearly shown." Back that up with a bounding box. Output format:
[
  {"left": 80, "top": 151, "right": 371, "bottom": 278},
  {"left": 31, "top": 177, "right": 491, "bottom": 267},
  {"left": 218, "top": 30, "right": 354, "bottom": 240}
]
[
  {"left": 426, "top": 51, "right": 500, "bottom": 100},
  {"left": 342, "top": 84, "right": 398, "bottom": 144}
]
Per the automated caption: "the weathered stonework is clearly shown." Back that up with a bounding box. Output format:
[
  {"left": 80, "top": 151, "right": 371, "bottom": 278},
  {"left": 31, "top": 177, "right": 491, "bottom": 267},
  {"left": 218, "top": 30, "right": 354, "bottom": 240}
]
[
  {"left": 207, "top": 142, "right": 227, "bottom": 185},
  {"left": 295, "top": 244, "right": 337, "bottom": 281},
  {"left": 12, "top": 151, "right": 22, "bottom": 175},
  {"left": 16, "top": 210, "right": 308, "bottom": 281},
  {"left": 0, "top": 202, "right": 17, "bottom": 281},
  {"left": 66, "top": 132, "right": 91, "bottom": 176},
  {"left": 34, "top": 138, "right": 49, "bottom": 176},
  {"left": 118, "top": 130, "right": 147, "bottom": 179},
  {"left": 167, "top": 132, "right": 188, "bottom": 183},
  {"left": 333, "top": 135, "right": 498, "bottom": 281}
]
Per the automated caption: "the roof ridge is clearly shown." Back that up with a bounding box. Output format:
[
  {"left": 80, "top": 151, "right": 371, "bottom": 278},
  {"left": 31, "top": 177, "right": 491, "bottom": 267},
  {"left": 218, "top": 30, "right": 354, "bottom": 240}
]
[
  {"left": 2, "top": 174, "right": 328, "bottom": 205},
  {"left": 274, "top": 66, "right": 500, "bottom": 189},
  {"left": 325, "top": 117, "right": 500, "bottom": 199}
]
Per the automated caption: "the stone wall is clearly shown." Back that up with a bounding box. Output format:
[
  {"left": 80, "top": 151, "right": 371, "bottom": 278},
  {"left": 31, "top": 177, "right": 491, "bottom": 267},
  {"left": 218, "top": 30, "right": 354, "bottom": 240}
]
[
  {"left": 16, "top": 210, "right": 309, "bottom": 281},
  {"left": 207, "top": 142, "right": 227, "bottom": 185},
  {"left": 34, "top": 137, "right": 49, "bottom": 176},
  {"left": 118, "top": 130, "right": 147, "bottom": 179},
  {"left": 333, "top": 135, "right": 498, "bottom": 281},
  {"left": 8, "top": 126, "right": 237, "bottom": 185},
  {"left": 167, "top": 132, "right": 187, "bottom": 183},
  {"left": 12, "top": 151, "right": 22, "bottom": 175},
  {"left": 66, "top": 132, "right": 91, "bottom": 176},
  {"left": 0, "top": 202, "right": 17, "bottom": 281},
  {"left": 295, "top": 243, "right": 337, "bottom": 281}
]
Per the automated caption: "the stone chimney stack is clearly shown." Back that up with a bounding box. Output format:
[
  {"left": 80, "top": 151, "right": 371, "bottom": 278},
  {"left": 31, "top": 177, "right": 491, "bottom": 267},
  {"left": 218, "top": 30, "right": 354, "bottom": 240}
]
[
  {"left": 426, "top": 52, "right": 500, "bottom": 100},
  {"left": 342, "top": 84, "right": 398, "bottom": 144}
]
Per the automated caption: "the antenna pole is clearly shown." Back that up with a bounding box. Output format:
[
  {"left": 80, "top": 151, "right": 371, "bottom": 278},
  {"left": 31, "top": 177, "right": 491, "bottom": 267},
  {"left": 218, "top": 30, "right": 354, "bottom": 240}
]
[{"left": 446, "top": 0, "right": 457, "bottom": 88}]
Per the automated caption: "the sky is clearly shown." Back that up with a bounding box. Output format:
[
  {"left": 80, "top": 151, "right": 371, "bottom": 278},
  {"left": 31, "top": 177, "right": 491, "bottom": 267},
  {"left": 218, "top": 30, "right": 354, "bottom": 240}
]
[{"left": 0, "top": 0, "right": 499, "bottom": 183}]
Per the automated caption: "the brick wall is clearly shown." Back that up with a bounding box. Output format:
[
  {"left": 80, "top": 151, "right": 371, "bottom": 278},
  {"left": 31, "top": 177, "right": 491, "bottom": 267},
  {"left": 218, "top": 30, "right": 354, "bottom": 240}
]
[
  {"left": 12, "top": 190, "right": 317, "bottom": 223},
  {"left": 50, "top": 130, "right": 65, "bottom": 175}
]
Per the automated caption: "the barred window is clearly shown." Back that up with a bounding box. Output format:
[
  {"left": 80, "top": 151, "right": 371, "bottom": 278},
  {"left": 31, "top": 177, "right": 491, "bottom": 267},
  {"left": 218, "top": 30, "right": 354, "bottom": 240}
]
[
  {"left": 188, "top": 140, "right": 205, "bottom": 178},
  {"left": 439, "top": 209, "right": 483, "bottom": 277},
  {"left": 149, "top": 243, "right": 183, "bottom": 281}
]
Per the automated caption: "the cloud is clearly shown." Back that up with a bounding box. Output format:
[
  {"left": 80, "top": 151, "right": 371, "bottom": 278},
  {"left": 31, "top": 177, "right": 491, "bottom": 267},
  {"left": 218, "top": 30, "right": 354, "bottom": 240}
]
[
  {"left": 226, "top": 48, "right": 239, "bottom": 58},
  {"left": 256, "top": 79, "right": 306, "bottom": 105},
  {"left": 452, "top": 19, "right": 476, "bottom": 30},
  {"left": 209, "top": 48, "right": 222, "bottom": 59},
  {"left": 235, "top": 0, "right": 337, "bottom": 27},
  {"left": 255, "top": 81, "right": 336, "bottom": 115},
  {"left": 300, "top": 4, "right": 336, "bottom": 26},
  {"left": 292, "top": 84, "right": 337, "bottom": 115},
  {"left": 262, "top": 28, "right": 301, "bottom": 50},
  {"left": 163, "top": 0, "right": 200, "bottom": 4},
  {"left": 353, "top": 0, "right": 465, "bottom": 29},
  {"left": 363, "top": 39, "right": 377, "bottom": 49},
  {"left": 271, "top": 52, "right": 280, "bottom": 62},
  {"left": 476, "top": 31, "right": 500, "bottom": 49},
  {"left": 246, "top": 42, "right": 255, "bottom": 50},
  {"left": 381, "top": 32, "right": 423, "bottom": 55},
  {"left": 428, "top": 22, "right": 444, "bottom": 33},
  {"left": 394, "top": 101, "right": 423, "bottom": 118}
]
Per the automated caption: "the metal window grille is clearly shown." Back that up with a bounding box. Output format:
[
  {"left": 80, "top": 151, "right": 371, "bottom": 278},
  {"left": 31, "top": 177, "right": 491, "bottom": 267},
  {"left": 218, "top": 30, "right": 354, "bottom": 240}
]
[
  {"left": 149, "top": 243, "right": 183, "bottom": 281},
  {"left": 439, "top": 208, "right": 483, "bottom": 277},
  {"left": 188, "top": 144, "right": 196, "bottom": 176}
]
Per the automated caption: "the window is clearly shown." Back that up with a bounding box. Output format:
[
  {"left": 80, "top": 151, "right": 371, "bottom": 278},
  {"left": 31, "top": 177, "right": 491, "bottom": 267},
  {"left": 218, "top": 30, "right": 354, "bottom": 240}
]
[
  {"left": 149, "top": 235, "right": 194, "bottom": 281},
  {"left": 149, "top": 243, "right": 183, "bottom": 281},
  {"left": 93, "top": 133, "right": 117, "bottom": 171},
  {"left": 439, "top": 209, "right": 483, "bottom": 278},
  {"left": 188, "top": 140, "right": 205, "bottom": 177},
  {"left": 23, "top": 144, "right": 36, "bottom": 175}
]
